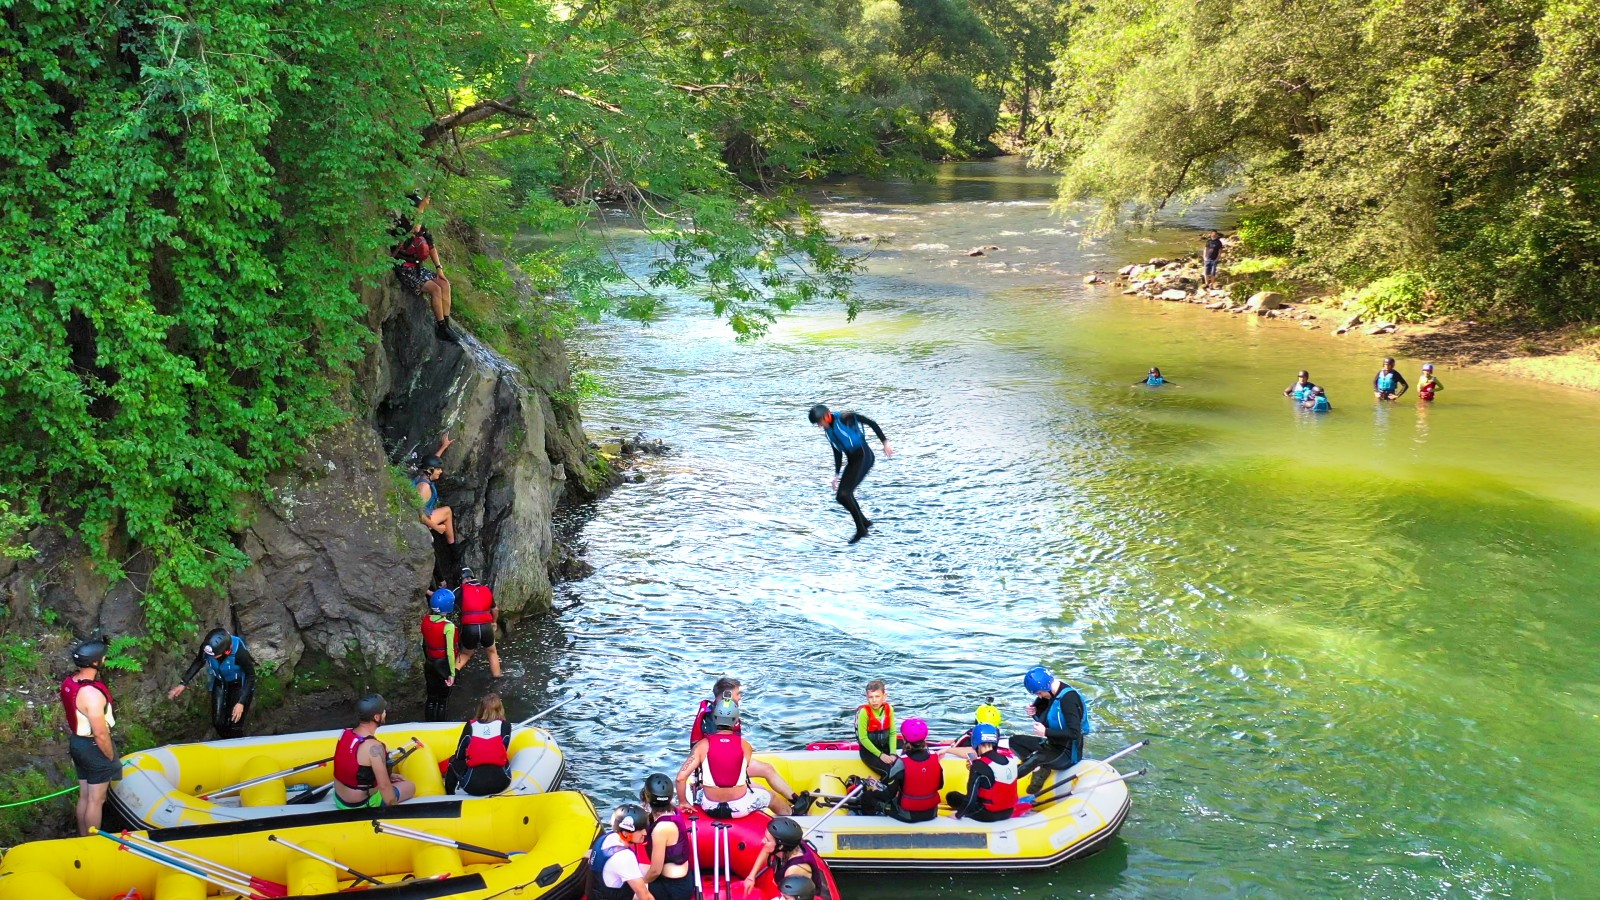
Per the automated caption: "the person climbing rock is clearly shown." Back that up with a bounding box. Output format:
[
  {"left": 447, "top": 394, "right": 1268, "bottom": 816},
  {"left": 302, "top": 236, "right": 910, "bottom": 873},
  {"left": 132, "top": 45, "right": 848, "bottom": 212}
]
[
  {"left": 391, "top": 193, "right": 457, "bottom": 343},
  {"left": 808, "top": 403, "right": 893, "bottom": 544},
  {"left": 1009, "top": 666, "right": 1092, "bottom": 793},
  {"left": 639, "top": 773, "right": 693, "bottom": 900},
  {"left": 445, "top": 692, "right": 512, "bottom": 796},
  {"left": 676, "top": 694, "right": 800, "bottom": 817},
  {"left": 331, "top": 694, "right": 415, "bottom": 809},
  {"left": 586, "top": 805, "right": 654, "bottom": 900},
  {"left": 168, "top": 627, "right": 257, "bottom": 738},
  {"left": 454, "top": 567, "right": 501, "bottom": 678},
  {"left": 944, "top": 723, "right": 1018, "bottom": 821},
  {"left": 413, "top": 433, "right": 456, "bottom": 548},
  {"left": 61, "top": 639, "right": 119, "bottom": 835},
  {"left": 420, "top": 587, "right": 459, "bottom": 721}
]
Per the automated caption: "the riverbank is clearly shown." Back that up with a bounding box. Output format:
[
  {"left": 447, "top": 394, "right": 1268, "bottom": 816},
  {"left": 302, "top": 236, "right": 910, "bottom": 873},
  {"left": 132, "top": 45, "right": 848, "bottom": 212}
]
[{"left": 1102, "top": 248, "right": 1600, "bottom": 392}]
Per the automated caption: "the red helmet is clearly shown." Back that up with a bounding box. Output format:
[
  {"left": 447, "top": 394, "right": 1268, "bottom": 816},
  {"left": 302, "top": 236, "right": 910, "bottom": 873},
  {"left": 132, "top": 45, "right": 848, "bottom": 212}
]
[{"left": 900, "top": 717, "right": 929, "bottom": 742}]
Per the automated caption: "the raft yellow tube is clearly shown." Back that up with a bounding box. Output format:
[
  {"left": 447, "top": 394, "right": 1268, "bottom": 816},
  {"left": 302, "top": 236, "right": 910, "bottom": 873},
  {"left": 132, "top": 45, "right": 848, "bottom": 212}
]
[
  {"left": 112, "top": 721, "right": 565, "bottom": 830},
  {"left": 755, "top": 750, "right": 1133, "bottom": 871},
  {"left": 0, "top": 792, "right": 597, "bottom": 900}
]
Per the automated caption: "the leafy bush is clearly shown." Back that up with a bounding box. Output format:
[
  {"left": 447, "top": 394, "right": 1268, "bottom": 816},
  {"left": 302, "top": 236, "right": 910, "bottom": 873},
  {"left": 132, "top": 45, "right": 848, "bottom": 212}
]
[
  {"left": 1356, "top": 273, "right": 1435, "bottom": 322},
  {"left": 1237, "top": 214, "right": 1296, "bottom": 256}
]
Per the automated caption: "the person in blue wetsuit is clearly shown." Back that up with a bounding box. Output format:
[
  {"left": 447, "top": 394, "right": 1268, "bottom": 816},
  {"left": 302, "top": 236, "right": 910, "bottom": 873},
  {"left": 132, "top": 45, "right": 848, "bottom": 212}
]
[
  {"left": 1283, "top": 370, "right": 1317, "bottom": 400},
  {"left": 1374, "top": 357, "right": 1409, "bottom": 401},
  {"left": 1009, "top": 666, "right": 1091, "bottom": 792},
  {"left": 809, "top": 404, "right": 893, "bottom": 544},
  {"left": 1133, "top": 367, "right": 1176, "bottom": 387},
  {"left": 168, "top": 628, "right": 257, "bottom": 738},
  {"left": 1303, "top": 385, "right": 1332, "bottom": 412}
]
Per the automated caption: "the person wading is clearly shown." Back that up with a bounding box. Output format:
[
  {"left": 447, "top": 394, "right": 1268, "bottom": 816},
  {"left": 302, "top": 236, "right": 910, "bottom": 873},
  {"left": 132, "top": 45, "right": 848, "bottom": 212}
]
[
  {"left": 454, "top": 567, "right": 501, "bottom": 678},
  {"left": 167, "top": 627, "right": 257, "bottom": 738},
  {"left": 61, "top": 639, "right": 120, "bottom": 835},
  {"left": 808, "top": 403, "right": 893, "bottom": 544}
]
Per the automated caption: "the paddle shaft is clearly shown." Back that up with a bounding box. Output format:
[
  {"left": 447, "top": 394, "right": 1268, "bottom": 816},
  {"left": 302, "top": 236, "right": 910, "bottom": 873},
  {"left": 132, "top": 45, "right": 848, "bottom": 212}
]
[
  {"left": 201, "top": 757, "right": 332, "bottom": 801},
  {"left": 1031, "top": 769, "right": 1146, "bottom": 810},
  {"left": 1028, "top": 740, "right": 1149, "bottom": 804},
  {"left": 114, "top": 830, "right": 287, "bottom": 895},
  {"left": 93, "top": 830, "right": 266, "bottom": 899},
  {"left": 374, "top": 821, "right": 517, "bottom": 860},
  {"left": 269, "top": 834, "right": 382, "bottom": 886},
  {"left": 511, "top": 692, "right": 579, "bottom": 731},
  {"left": 801, "top": 784, "right": 864, "bottom": 841},
  {"left": 690, "top": 818, "right": 703, "bottom": 898}
]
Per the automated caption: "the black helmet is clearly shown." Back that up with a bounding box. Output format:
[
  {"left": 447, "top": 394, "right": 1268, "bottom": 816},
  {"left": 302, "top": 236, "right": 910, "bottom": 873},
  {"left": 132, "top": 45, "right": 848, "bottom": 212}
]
[
  {"left": 767, "top": 816, "right": 803, "bottom": 851},
  {"left": 71, "top": 639, "right": 108, "bottom": 668},
  {"left": 202, "top": 628, "right": 231, "bottom": 658},
  {"left": 420, "top": 456, "right": 443, "bottom": 472},
  {"left": 611, "top": 804, "right": 648, "bottom": 834},
  {"left": 710, "top": 694, "right": 740, "bottom": 730},
  {"left": 641, "top": 773, "right": 674, "bottom": 807},
  {"left": 356, "top": 693, "right": 387, "bottom": 722},
  {"left": 807, "top": 404, "right": 830, "bottom": 425},
  {"left": 459, "top": 567, "right": 476, "bottom": 584},
  {"left": 778, "top": 874, "right": 817, "bottom": 900}
]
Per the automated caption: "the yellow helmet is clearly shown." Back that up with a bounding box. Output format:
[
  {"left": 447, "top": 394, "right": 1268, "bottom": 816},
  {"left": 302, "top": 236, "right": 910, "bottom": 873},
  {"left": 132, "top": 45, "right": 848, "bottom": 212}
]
[{"left": 974, "top": 702, "right": 1002, "bottom": 728}]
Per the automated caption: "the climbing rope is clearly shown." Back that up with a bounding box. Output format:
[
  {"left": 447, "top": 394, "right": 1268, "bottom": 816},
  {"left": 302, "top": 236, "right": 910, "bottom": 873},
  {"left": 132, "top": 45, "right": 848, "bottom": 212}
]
[{"left": 0, "top": 784, "right": 77, "bottom": 809}]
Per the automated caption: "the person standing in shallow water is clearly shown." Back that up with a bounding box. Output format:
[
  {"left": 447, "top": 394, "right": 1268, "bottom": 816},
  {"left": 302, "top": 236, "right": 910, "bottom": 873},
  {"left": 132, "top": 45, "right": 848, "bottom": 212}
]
[
  {"left": 809, "top": 404, "right": 893, "bottom": 544},
  {"left": 1202, "top": 230, "right": 1224, "bottom": 289}
]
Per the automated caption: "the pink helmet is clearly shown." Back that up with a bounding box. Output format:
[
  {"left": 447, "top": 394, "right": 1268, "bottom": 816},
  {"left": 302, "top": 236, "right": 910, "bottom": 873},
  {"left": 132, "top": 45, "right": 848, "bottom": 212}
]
[{"left": 900, "top": 717, "right": 929, "bottom": 743}]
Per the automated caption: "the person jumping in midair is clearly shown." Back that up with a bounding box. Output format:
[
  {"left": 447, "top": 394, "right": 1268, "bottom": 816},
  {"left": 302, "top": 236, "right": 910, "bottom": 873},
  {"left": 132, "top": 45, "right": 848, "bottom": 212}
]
[{"left": 809, "top": 404, "right": 893, "bottom": 544}]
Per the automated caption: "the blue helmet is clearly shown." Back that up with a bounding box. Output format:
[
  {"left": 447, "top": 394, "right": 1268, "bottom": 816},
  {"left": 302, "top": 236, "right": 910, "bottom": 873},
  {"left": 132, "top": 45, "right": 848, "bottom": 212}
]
[
  {"left": 971, "top": 723, "right": 1001, "bottom": 748},
  {"left": 428, "top": 587, "right": 456, "bottom": 614},
  {"left": 1023, "top": 666, "right": 1054, "bottom": 694}
]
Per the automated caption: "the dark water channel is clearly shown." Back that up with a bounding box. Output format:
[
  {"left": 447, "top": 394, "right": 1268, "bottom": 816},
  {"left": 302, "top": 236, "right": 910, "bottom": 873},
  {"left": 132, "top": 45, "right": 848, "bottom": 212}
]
[{"left": 473, "top": 158, "right": 1600, "bottom": 898}]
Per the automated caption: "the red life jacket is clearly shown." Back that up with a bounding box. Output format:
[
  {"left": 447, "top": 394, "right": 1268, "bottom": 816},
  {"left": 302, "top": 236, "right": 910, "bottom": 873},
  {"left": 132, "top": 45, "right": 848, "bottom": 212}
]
[
  {"left": 898, "top": 751, "right": 943, "bottom": 812},
  {"left": 859, "top": 703, "right": 893, "bottom": 732},
  {"left": 976, "top": 750, "right": 1019, "bottom": 814},
  {"left": 460, "top": 583, "right": 494, "bottom": 625},
  {"left": 701, "top": 733, "right": 747, "bottom": 789},
  {"left": 421, "top": 615, "right": 454, "bottom": 659},
  {"left": 463, "top": 719, "right": 510, "bottom": 767},
  {"left": 394, "top": 233, "right": 431, "bottom": 266},
  {"left": 690, "top": 699, "right": 741, "bottom": 746},
  {"left": 333, "top": 729, "right": 376, "bottom": 789},
  {"left": 59, "top": 675, "right": 112, "bottom": 736}
]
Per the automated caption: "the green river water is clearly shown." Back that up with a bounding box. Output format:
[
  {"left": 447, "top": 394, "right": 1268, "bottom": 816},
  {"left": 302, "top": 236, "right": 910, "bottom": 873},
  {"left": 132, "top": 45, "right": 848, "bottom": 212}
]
[{"left": 496, "top": 158, "right": 1600, "bottom": 898}]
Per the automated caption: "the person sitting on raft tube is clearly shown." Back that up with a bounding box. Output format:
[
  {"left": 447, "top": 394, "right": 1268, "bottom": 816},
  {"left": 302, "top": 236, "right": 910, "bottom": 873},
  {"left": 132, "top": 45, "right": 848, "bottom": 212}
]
[
  {"left": 1283, "top": 370, "right": 1317, "bottom": 401},
  {"left": 586, "top": 804, "right": 654, "bottom": 900},
  {"left": 168, "top": 627, "right": 257, "bottom": 739},
  {"left": 444, "top": 692, "right": 511, "bottom": 796},
  {"left": 1374, "top": 357, "right": 1409, "bottom": 401},
  {"left": 1303, "top": 385, "right": 1332, "bottom": 412},
  {"left": 858, "top": 717, "right": 943, "bottom": 823},
  {"left": 638, "top": 773, "right": 693, "bottom": 900},
  {"left": 1134, "top": 367, "right": 1176, "bottom": 387},
  {"left": 1417, "top": 363, "right": 1443, "bottom": 401},
  {"left": 332, "top": 694, "right": 415, "bottom": 809},
  {"left": 857, "top": 678, "right": 898, "bottom": 777},
  {"left": 744, "top": 817, "right": 822, "bottom": 898},
  {"left": 1010, "top": 666, "right": 1092, "bottom": 791},
  {"left": 677, "top": 694, "right": 801, "bottom": 817},
  {"left": 689, "top": 678, "right": 810, "bottom": 812},
  {"left": 944, "top": 723, "right": 1018, "bottom": 822},
  {"left": 453, "top": 567, "right": 501, "bottom": 678}
]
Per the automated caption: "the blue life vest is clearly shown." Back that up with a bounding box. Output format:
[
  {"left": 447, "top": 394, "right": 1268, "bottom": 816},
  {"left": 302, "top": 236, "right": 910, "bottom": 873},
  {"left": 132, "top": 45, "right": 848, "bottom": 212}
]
[
  {"left": 824, "top": 417, "right": 866, "bottom": 454},
  {"left": 585, "top": 833, "right": 632, "bottom": 900},
  {"left": 1376, "top": 371, "right": 1399, "bottom": 392},
  {"left": 1146, "top": 375, "right": 1164, "bottom": 386},
  {"left": 1043, "top": 686, "right": 1093, "bottom": 765},
  {"left": 1292, "top": 384, "right": 1312, "bottom": 401},
  {"left": 413, "top": 476, "right": 438, "bottom": 515},
  {"left": 1310, "top": 396, "right": 1331, "bottom": 412},
  {"left": 209, "top": 636, "right": 246, "bottom": 684}
]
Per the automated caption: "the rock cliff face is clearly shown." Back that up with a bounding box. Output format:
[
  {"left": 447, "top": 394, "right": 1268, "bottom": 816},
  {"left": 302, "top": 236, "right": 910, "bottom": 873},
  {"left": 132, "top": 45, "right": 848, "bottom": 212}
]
[{"left": 1, "top": 256, "right": 596, "bottom": 707}]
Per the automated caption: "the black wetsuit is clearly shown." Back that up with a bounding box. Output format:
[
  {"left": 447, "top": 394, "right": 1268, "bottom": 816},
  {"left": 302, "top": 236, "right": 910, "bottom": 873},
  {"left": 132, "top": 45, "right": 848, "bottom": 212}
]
[
  {"left": 179, "top": 641, "right": 258, "bottom": 739},
  {"left": 822, "top": 411, "right": 887, "bottom": 537}
]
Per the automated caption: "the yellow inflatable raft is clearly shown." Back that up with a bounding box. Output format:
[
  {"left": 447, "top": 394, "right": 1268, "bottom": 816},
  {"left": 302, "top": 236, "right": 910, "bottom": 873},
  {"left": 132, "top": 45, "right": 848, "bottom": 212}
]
[
  {"left": 0, "top": 792, "right": 597, "bottom": 900},
  {"left": 112, "top": 721, "right": 565, "bottom": 830},
  {"left": 756, "top": 746, "right": 1142, "bottom": 871}
]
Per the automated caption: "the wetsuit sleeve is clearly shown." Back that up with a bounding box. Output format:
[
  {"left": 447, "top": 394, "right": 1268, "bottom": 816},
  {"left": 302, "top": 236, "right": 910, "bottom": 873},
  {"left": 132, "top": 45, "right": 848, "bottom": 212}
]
[
  {"left": 453, "top": 723, "right": 472, "bottom": 765},
  {"left": 853, "top": 414, "right": 888, "bottom": 444},
  {"left": 954, "top": 760, "right": 994, "bottom": 819},
  {"left": 445, "top": 622, "right": 458, "bottom": 677},
  {"left": 500, "top": 719, "right": 512, "bottom": 750},
  {"left": 180, "top": 651, "right": 207, "bottom": 685},
  {"left": 1395, "top": 372, "right": 1410, "bottom": 390},
  {"left": 832, "top": 446, "right": 843, "bottom": 475},
  {"left": 882, "top": 759, "right": 906, "bottom": 793},
  {"left": 234, "top": 645, "right": 257, "bottom": 708}
]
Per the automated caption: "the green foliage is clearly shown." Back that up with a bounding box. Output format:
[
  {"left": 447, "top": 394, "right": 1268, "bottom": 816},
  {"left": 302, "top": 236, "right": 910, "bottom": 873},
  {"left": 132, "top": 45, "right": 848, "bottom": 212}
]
[
  {"left": 1034, "top": 0, "right": 1600, "bottom": 322},
  {"left": 101, "top": 635, "right": 148, "bottom": 674},
  {"left": 1237, "top": 213, "right": 1295, "bottom": 256},
  {"left": 1356, "top": 273, "right": 1436, "bottom": 323},
  {"left": 0, "top": 637, "right": 42, "bottom": 684}
]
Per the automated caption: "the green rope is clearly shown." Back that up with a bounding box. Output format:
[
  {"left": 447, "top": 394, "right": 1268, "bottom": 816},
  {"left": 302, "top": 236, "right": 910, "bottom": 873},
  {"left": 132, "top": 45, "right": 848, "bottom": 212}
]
[{"left": 0, "top": 785, "right": 77, "bottom": 809}]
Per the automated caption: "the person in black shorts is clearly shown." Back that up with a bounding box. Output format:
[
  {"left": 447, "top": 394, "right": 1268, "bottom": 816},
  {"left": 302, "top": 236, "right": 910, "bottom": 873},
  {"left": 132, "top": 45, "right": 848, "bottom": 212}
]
[
  {"left": 454, "top": 567, "right": 501, "bottom": 678},
  {"left": 61, "top": 640, "right": 121, "bottom": 834},
  {"left": 1202, "top": 230, "right": 1224, "bottom": 289}
]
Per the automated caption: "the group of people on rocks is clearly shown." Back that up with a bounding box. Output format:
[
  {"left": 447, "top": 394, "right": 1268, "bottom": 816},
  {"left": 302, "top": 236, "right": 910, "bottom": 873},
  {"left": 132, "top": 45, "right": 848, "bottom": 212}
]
[
  {"left": 584, "top": 667, "right": 1092, "bottom": 899},
  {"left": 419, "top": 566, "right": 502, "bottom": 721},
  {"left": 1135, "top": 357, "right": 1444, "bottom": 412}
]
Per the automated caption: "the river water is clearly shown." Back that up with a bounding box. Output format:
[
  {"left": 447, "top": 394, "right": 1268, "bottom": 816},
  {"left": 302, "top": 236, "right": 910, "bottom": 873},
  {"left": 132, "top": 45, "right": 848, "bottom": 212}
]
[{"left": 488, "top": 158, "right": 1600, "bottom": 898}]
